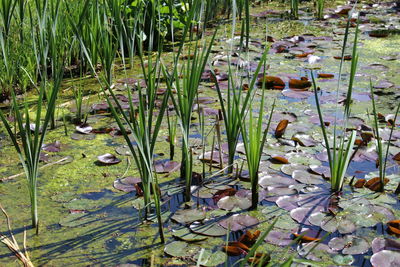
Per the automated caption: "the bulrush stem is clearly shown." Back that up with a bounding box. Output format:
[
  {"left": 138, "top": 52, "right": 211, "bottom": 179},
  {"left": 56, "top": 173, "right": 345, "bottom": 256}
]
[
  {"left": 250, "top": 172, "right": 259, "bottom": 210},
  {"left": 30, "top": 185, "right": 38, "bottom": 229}
]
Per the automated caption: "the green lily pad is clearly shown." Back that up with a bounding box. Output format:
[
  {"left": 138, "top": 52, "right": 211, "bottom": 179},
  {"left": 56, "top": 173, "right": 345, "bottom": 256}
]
[
  {"left": 172, "top": 227, "right": 208, "bottom": 242},
  {"left": 63, "top": 199, "right": 99, "bottom": 211},
  {"left": 51, "top": 192, "right": 76, "bottom": 203},
  {"left": 333, "top": 254, "right": 354, "bottom": 265},
  {"left": 164, "top": 241, "right": 199, "bottom": 257},
  {"left": 190, "top": 221, "right": 227, "bottom": 237},
  {"left": 59, "top": 213, "right": 92, "bottom": 227},
  {"left": 172, "top": 209, "right": 206, "bottom": 224},
  {"left": 194, "top": 249, "right": 226, "bottom": 266}
]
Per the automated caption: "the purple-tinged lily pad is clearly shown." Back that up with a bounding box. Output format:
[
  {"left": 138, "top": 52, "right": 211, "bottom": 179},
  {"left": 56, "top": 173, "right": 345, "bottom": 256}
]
[
  {"left": 219, "top": 214, "right": 259, "bottom": 231},
  {"left": 265, "top": 230, "right": 292, "bottom": 246},
  {"left": 113, "top": 176, "right": 141, "bottom": 193},
  {"left": 290, "top": 207, "right": 324, "bottom": 225},
  {"left": 292, "top": 170, "right": 324, "bottom": 185},
  {"left": 42, "top": 141, "right": 62, "bottom": 152},
  {"left": 97, "top": 153, "right": 121, "bottom": 165},
  {"left": 370, "top": 250, "right": 400, "bottom": 267},
  {"left": 328, "top": 235, "right": 370, "bottom": 255},
  {"left": 217, "top": 193, "right": 252, "bottom": 211},
  {"left": 153, "top": 160, "right": 180, "bottom": 174},
  {"left": 372, "top": 238, "right": 400, "bottom": 254}
]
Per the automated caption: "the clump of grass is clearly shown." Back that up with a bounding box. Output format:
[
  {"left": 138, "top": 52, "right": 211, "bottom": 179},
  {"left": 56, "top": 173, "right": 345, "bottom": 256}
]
[
  {"left": 290, "top": 0, "right": 299, "bottom": 19},
  {"left": 0, "top": 67, "right": 63, "bottom": 229},
  {"left": 315, "top": 0, "right": 325, "bottom": 20},
  {"left": 311, "top": 15, "right": 359, "bottom": 192},
  {"left": 163, "top": 28, "right": 217, "bottom": 202},
  {"left": 240, "top": 59, "right": 275, "bottom": 209},
  {"left": 370, "top": 82, "right": 400, "bottom": 192}
]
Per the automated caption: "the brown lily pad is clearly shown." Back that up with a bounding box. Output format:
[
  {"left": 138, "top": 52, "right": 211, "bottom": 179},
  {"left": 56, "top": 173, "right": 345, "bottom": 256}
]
[
  {"left": 257, "top": 76, "right": 285, "bottom": 89},
  {"left": 288, "top": 77, "right": 311, "bottom": 89},
  {"left": 365, "top": 177, "right": 389, "bottom": 192},
  {"left": 387, "top": 220, "right": 400, "bottom": 236},
  {"left": 317, "top": 73, "right": 334, "bottom": 79},
  {"left": 275, "top": 119, "right": 289, "bottom": 138}
]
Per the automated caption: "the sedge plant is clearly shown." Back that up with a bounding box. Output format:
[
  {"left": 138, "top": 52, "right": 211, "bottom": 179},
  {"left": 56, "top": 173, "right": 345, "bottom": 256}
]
[
  {"left": 370, "top": 82, "right": 400, "bottom": 192},
  {"left": 211, "top": 47, "right": 269, "bottom": 174},
  {"left": 0, "top": 64, "right": 63, "bottom": 229},
  {"left": 315, "top": 0, "right": 325, "bottom": 20},
  {"left": 163, "top": 30, "right": 217, "bottom": 202},
  {"left": 311, "top": 14, "right": 359, "bottom": 192},
  {"left": 69, "top": 0, "right": 167, "bottom": 243},
  {"left": 240, "top": 72, "right": 275, "bottom": 210},
  {"left": 290, "top": 0, "right": 299, "bottom": 19}
]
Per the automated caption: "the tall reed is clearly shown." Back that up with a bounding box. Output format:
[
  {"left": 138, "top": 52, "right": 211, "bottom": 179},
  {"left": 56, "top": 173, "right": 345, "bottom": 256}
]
[
  {"left": 163, "top": 32, "right": 216, "bottom": 202},
  {"left": 290, "top": 0, "right": 299, "bottom": 19},
  {"left": 311, "top": 15, "right": 359, "bottom": 192},
  {"left": 0, "top": 64, "right": 63, "bottom": 229},
  {"left": 315, "top": 0, "right": 324, "bottom": 20},
  {"left": 211, "top": 47, "right": 269, "bottom": 174},
  {"left": 370, "top": 82, "right": 400, "bottom": 192},
  {"left": 240, "top": 87, "right": 275, "bottom": 210}
]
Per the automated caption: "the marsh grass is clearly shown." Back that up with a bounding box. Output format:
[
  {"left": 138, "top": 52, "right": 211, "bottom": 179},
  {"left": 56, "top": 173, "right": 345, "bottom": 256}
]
[
  {"left": 315, "top": 0, "right": 325, "bottom": 20},
  {"left": 290, "top": 0, "right": 299, "bottom": 19},
  {"left": 311, "top": 15, "right": 359, "bottom": 192},
  {"left": 0, "top": 66, "right": 63, "bottom": 229},
  {"left": 240, "top": 90, "right": 275, "bottom": 209},
  {"left": 370, "top": 82, "right": 400, "bottom": 192},
  {"left": 211, "top": 46, "right": 270, "bottom": 174},
  {"left": 163, "top": 29, "right": 217, "bottom": 201}
]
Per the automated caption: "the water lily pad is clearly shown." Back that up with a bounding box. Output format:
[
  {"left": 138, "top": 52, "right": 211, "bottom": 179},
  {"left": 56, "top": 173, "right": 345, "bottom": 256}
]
[
  {"left": 42, "top": 141, "right": 62, "bottom": 152},
  {"left": 71, "top": 132, "right": 96, "bottom": 140},
  {"left": 59, "top": 213, "right": 92, "bottom": 227},
  {"left": 372, "top": 237, "right": 400, "bottom": 254},
  {"left": 194, "top": 250, "right": 226, "bottom": 266},
  {"left": 217, "top": 193, "right": 252, "bottom": 211},
  {"left": 63, "top": 199, "right": 99, "bottom": 211},
  {"left": 172, "top": 227, "right": 207, "bottom": 242},
  {"left": 97, "top": 153, "right": 121, "bottom": 165},
  {"left": 115, "top": 145, "right": 132, "bottom": 156},
  {"left": 219, "top": 214, "right": 259, "bottom": 231},
  {"left": 76, "top": 124, "right": 93, "bottom": 134},
  {"left": 370, "top": 250, "right": 400, "bottom": 267},
  {"left": 292, "top": 170, "right": 324, "bottom": 185},
  {"left": 113, "top": 177, "right": 141, "bottom": 193},
  {"left": 154, "top": 160, "right": 181, "bottom": 174},
  {"left": 164, "top": 241, "right": 199, "bottom": 257},
  {"left": 172, "top": 209, "right": 206, "bottom": 224},
  {"left": 265, "top": 230, "right": 292, "bottom": 246},
  {"left": 333, "top": 254, "right": 354, "bottom": 265},
  {"left": 190, "top": 221, "right": 227, "bottom": 237},
  {"left": 328, "top": 235, "right": 370, "bottom": 255}
]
